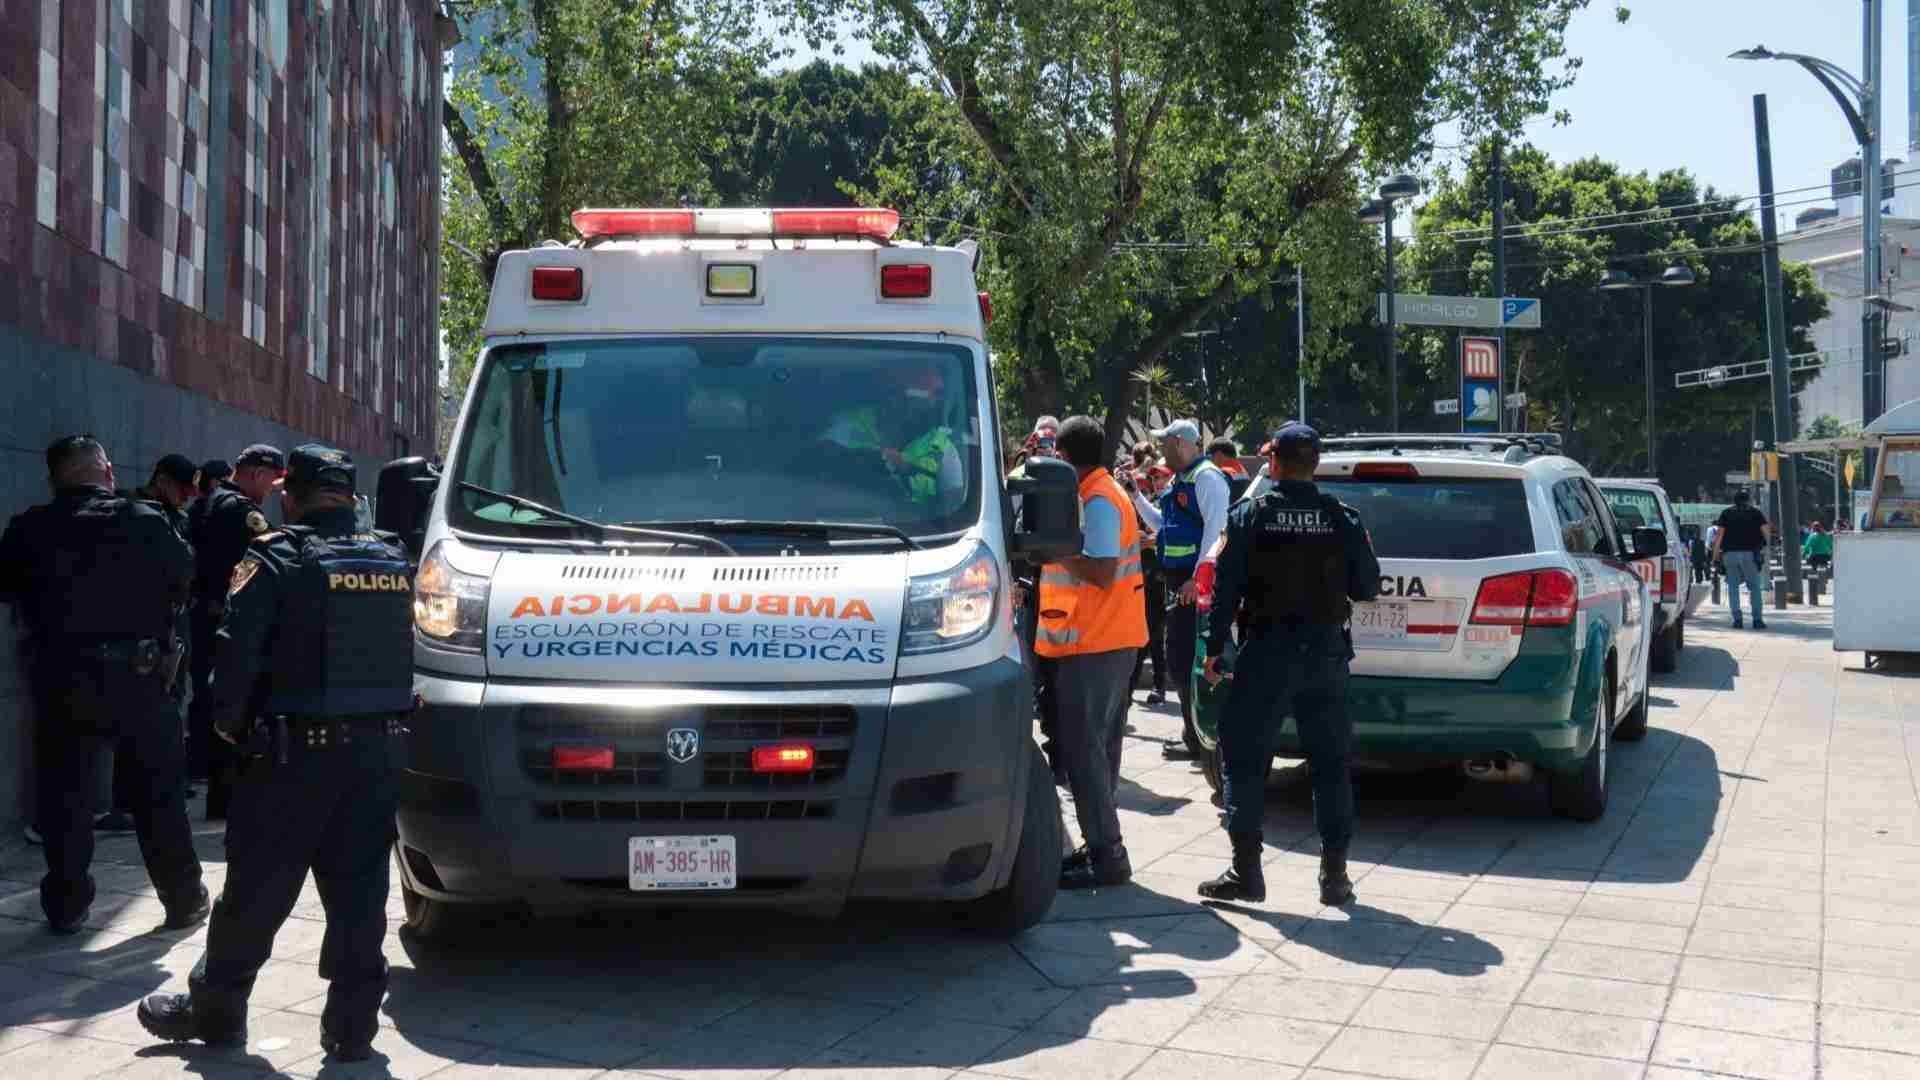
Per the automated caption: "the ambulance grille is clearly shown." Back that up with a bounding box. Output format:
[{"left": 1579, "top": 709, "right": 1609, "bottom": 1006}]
[
  {"left": 558, "top": 563, "right": 688, "bottom": 582},
  {"left": 708, "top": 564, "right": 841, "bottom": 584}
]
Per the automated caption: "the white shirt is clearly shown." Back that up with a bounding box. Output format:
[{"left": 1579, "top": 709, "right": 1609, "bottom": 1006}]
[
  {"left": 1129, "top": 463, "right": 1229, "bottom": 565},
  {"left": 1242, "top": 462, "right": 1274, "bottom": 503}
]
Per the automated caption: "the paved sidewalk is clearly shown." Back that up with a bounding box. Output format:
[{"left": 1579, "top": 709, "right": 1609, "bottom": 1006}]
[{"left": 2, "top": 597, "right": 1917, "bottom": 1079}]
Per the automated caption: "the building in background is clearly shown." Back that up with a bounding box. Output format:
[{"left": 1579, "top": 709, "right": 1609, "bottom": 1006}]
[{"left": 0, "top": 0, "right": 444, "bottom": 835}]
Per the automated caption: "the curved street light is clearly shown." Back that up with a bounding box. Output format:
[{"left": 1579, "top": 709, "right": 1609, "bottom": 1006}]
[
  {"left": 1601, "top": 266, "right": 1696, "bottom": 475},
  {"left": 1362, "top": 176, "right": 1422, "bottom": 431}
]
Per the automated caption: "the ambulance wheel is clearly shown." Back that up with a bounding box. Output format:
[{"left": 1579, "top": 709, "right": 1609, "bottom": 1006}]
[
  {"left": 965, "top": 742, "right": 1063, "bottom": 936},
  {"left": 1550, "top": 680, "right": 1611, "bottom": 823}
]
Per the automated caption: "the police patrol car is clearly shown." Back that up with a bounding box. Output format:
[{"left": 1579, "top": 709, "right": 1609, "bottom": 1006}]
[
  {"left": 1597, "top": 478, "right": 1697, "bottom": 673},
  {"left": 1199, "top": 434, "right": 1663, "bottom": 821},
  {"left": 375, "top": 208, "right": 1087, "bottom": 935}
]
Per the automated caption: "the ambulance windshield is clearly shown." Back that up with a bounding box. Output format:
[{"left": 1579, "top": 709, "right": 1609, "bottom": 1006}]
[{"left": 451, "top": 337, "right": 983, "bottom": 542}]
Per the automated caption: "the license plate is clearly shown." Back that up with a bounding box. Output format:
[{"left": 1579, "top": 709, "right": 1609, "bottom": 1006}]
[
  {"left": 628, "top": 835, "right": 736, "bottom": 891},
  {"left": 1351, "top": 600, "right": 1411, "bottom": 642}
]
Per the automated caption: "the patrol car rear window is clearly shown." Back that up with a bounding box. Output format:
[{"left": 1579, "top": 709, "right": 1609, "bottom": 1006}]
[
  {"left": 1317, "top": 477, "right": 1535, "bottom": 560},
  {"left": 450, "top": 336, "right": 983, "bottom": 544}
]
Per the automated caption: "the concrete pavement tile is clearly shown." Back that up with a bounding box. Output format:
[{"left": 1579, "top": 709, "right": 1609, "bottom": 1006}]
[
  {"left": 284, "top": 1031, "right": 488, "bottom": 1079},
  {"left": 1693, "top": 903, "right": 1823, "bottom": 941},
  {"left": 0, "top": 1032, "right": 173, "bottom": 1076},
  {"left": 1824, "top": 893, "right": 1920, "bottom": 925},
  {"left": 1661, "top": 988, "right": 1815, "bottom": 1041},
  {"left": 703, "top": 994, "right": 891, "bottom": 1051},
  {"left": 1682, "top": 927, "right": 1821, "bottom": 968},
  {"left": 1540, "top": 942, "right": 1680, "bottom": 986},
  {"left": 425, "top": 1047, "right": 608, "bottom": 1080},
  {"left": 1520, "top": 972, "right": 1667, "bottom": 1021},
  {"left": 962, "top": 1032, "right": 1155, "bottom": 1080},
  {"left": 899, "top": 981, "right": 1075, "bottom": 1029},
  {"left": 0, "top": 1025, "right": 56, "bottom": 1054},
  {"left": 1675, "top": 956, "right": 1818, "bottom": 1001},
  {"left": 1029, "top": 985, "right": 1206, "bottom": 1047},
  {"left": 1641, "top": 1068, "right": 1718, "bottom": 1080},
  {"left": 1292, "top": 915, "right": 1425, "bottom": 957},
  {"left": 1497, "top": 1004, "right": 1657, "bottom": 1061},
  {"left": 1455, "top": 882, "right": 1584, "bottom": 916},
  {"left": 1471, "top": 1044, "right": 1646, "bottom": 1080},
  {"left": 1378, "top": 959, "right": 1533, "bottom": 1003},
  {"left": 1820, "top": 946, "right": 1920, "bottom": 981},
  {"left": 1359, "top": 870, "right": 1475, "bottom": 903},
  {"left": 1349, "top": 987, "right": 1510, "bottom": 1041},
  {"left": 376, "top": 988, "right": 579, "bottom": 1047},
  {"left": 1700, "top": 881, "right": 1826, "bottom": 915},
  {"left": 1556, "top": 915, "right": 1690, "bottom": 954},
  {"left": 1256, "top": 944, "right": 1396, "bottom": 987},
  {"left": 1821, "top": 1002, "right": 1920, "bottom": 1056},
  {"left": 1312, "top": 1026, "right": 1485, "bottom": 1080},
  {"left": 1436, "top": 903, "right": 1567, "bottom": 942},
  {"left": 1470, "top": 872, "right": 1593, "bottom": 895},
  {"left": 1828, "top": 916, "right": 1920, "bottom": 952},
  {"left": 1410, "top": 929, "right": 1545, "bottom": 970},
  {"left": 1650, "top": 1023, "right": 1814, "bottom": 1080},
  {"left": 616, "top": 1031, "right": 823, "bottom": 1080},
  {"left": 790, "top": 962, "right": 957, "bottom": 1007},
  {"left": 1164, "top": 1007, "right": 1338, "bottom": 1065},
  {"left": 1820, "top": 1044, "right": 1920, "bottom": 1080},
  {"left": 1587, "top": 877, "right": 1708, "bottom": 906},
  {"left": 1571, "top": 893, "right": 1698, "bottom": 929},
  {"left": 1821, "top": 971, "right": 1920, "bottom": 1016},
  {"left": 1215, "top": 974, "right": 1371, "bottom": 1023},
  {"left": 759, "top": 1048, "right": 958, "bottom": 1080},
  {"left": 501, "top": 1009, "right": 667, "bottom": 1068},
  {"left": 1037, "top": 875, "right": 1204, "bottom": 923},
  {"left": 1126, "top": 1047, "right": 1303, "bottom": 1080},
  {"left": 1339, "top": 896, "right": 1454, "bottom": 925},
  {"left": 0, "top": 969, "right": 155, "bottom": 1028},
  {"left": 1178, "top": 905, "right": 1305, "bottom": 944},
  {"left": 832, "top": 1013, "right": 1021, "bottom": 1068}
]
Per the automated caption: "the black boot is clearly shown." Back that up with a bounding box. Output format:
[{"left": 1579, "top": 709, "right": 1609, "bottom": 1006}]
[
  {"left": 322, "top": 1032, "right": 376, "bottom": 1062},
  {"left": 162, "top": 883, "right": 211, "bottom": 931},
  {"left": 1061, "top": 845, "right": 1092, "bottom": 872},
  {"left": 1198, "top": 837, "right": 1266, "bottom": 902},
  {"left": 1060, "top": 844, "right": 1132, "bottom": 889},
  {"left": 137, "top": 994, "right": 247, "bottom": 1047},
  {"left": 1319, "top": 851, "right": 1355, "bottom": 907}
]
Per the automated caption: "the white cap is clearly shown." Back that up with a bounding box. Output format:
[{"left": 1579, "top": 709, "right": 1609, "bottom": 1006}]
[{"left": 1151, "top": 419, "right": 1201, "bottom": 443}]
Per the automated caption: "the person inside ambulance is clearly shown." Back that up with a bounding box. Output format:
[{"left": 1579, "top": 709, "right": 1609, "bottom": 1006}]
[{"left": 820, "top": 366, "right": 962, "bottom": 511}]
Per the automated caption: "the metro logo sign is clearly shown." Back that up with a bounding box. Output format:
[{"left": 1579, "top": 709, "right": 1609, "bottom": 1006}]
[{"left": 1462, "top": 337, "right": 1500, "bottom": 380}]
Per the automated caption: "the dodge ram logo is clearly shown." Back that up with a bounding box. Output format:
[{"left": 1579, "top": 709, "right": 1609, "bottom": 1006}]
[{"left": 666, "top": 728, "right": 700, "bottom": 763}]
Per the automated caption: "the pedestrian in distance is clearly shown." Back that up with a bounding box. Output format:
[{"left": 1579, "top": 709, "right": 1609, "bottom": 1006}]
[
  {"left": 186, "top": 444, "right": 286, "bottom": 819},
  {"left": 0, "top": 435, "right": 207, "bottom": 934},
  {"left": 1711, "top": 490, "right": 1771, "bottom": 630},
  {"left": 1039, "top": 417, "right": 1151, "bottom": 890},
  {"left": 1129, "top": 419, "right": 1229, "bottom": 762},
  {"left": 1198, "top": 423, "right": 1381, "bottom": 907},
  {"left": 1207, "top": 437, "right": 1252, "bottom": 502},
  {"left": 1803, "top": 520, "right": 1834, "bottom": 577},
  {"left": 139, "top": 445, "right": 415, "bottom": 1061}
]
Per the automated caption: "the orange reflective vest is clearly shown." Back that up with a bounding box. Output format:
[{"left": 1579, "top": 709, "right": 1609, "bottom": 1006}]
[{"left": 1035, "top": 469, "right": 1149, "bottom": 658}]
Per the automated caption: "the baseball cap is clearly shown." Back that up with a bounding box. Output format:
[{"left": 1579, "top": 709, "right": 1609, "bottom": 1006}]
[
  {"left": 286, "top": 444, "right": 356, "bottom": 492},
  {"left": 200, "top": 459, "right": 233, "bottom": 482},
  {"left": 1267, "top": 421, "right": 1322, "bottom": 454},
  {"left": 235, "top": 444, "right": 287, "bottom": 472},
  {"left": 1151, "top": 419, "right": 1201, "bottom": 443},
  {"left": 153, "top": 453, "right": 200, "bottom": 486},
  {"left": 1033, "top": 415, "right": 1060, "bottom": 435}
]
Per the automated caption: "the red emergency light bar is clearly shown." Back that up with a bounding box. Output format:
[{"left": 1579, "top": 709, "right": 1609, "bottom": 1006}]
[
  {"left": 571, "top": 207, "right": 901, "bottom": 242},
  {"left": 552, "top": 745, "right": 615, "bottom": 772},
  {"left": 750, "top": 744, "right": 816, "bottom": 774}
]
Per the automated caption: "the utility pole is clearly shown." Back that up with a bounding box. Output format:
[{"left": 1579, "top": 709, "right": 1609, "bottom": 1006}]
[
  {"left": 1755, "top": 93, "right": 1805, "bottom": 602},
  {"left": 1862, "top": 0, "right": 1886, "bottom": 478},
  {"left": 1491, "top": 139, "right": 1509, "bottom": 430},
  {"left": 1296, "top": 269, "right": 1307, "bottom": 422}
]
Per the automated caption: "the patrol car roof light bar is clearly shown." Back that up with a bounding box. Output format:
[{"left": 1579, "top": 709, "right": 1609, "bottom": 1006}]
[
  {"left": 571, "top": 208, "right": 902, "bottom": 244},
  {"left": 1323, "top": 433, "right": 1563, "bottom": 456}
]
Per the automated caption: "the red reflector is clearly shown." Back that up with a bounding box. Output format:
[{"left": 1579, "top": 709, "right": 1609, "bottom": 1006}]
[
  {"left": 530, "top": 266, "right": 583, "bottom": 301},
  {"left": 552, "top": 745, "right": 614, "bottom": 771},
  {"left": 1469, "top": 571, "right": 1535, "bottom": 626},
  {"left": 1660, "top": 557, "right": 1678, "bottom": 601},
  {"left": 978, "top": 291, "right": 994, "bottom": 325},
  {"left": 751, "top": 745, "right": 816, "bottom": 774},
  {"left": 571, "top": 209, "right": 696, "bottom": 239},
  {"left": 770, "top": 208, "right": 900, "bottom": 239},
  {"left": 881, "top": 263, "right": 933, "bottom": 298},
  {"left": 1352, "top": 461, "right": 1420, "bottom": 480}
]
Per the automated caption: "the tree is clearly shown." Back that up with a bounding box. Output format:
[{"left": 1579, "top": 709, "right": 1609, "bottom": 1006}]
[
  {"left": 1403, "top": 143, "right": 1830, "bottom": 498},
  {"left": 782, "top": 0, "right": 1619, "bottom": 453}
]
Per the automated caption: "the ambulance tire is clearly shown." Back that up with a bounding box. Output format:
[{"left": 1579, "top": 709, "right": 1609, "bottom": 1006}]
[{"left": 965, "top": 742, "right": 1063, "bottom": 936}]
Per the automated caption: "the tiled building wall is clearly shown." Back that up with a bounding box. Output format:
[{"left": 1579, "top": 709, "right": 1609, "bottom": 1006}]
[{"left": 0, "top": 0, "right": 442, "bottom": 835}]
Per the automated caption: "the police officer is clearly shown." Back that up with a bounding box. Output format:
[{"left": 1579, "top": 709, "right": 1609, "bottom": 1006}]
[
  {"left": 187, "top": 444, "right": 286, "bottom": 818},
  {"left": 139, "top": 445, "right": 413, "bottom": 1061},
  {"left": 0, "top": 436, "right": 207, "bottom": 933},
  {"left": 1197, "top": 423, "right": 1379, "bottom": 906},
  {"left": 127, "top": 454, "right": 202, "bottom": 535}
]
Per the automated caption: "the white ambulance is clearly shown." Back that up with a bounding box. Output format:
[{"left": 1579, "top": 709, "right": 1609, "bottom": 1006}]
[{"left": 377, "top": 208, "right": 1083, "bottom": 935}]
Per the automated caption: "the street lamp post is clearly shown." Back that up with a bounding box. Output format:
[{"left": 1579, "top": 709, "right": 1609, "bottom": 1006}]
[
  {"left": 1360, "top": 174, "right": 1422, "bottom": 432},
  {"left": 1601, "top": 266, "right": 1695, "bottom": 477},
  {"left": 1733, "top": 8, "right": 1885, "bottom": 467}
]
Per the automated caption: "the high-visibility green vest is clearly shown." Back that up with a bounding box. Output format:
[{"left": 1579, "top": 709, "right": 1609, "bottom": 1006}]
[
  {"left": 901, "top": 427, "right": 956, "bottom": 504},
  {"left": 825, "top": 407, "right": 885, "bottom": 450}
]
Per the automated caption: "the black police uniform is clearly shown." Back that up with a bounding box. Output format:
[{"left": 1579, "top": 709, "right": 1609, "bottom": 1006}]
[
  {"left": 187, "top": 478, "right": 272, "bottom": 817},
  {"left": 0, "top": 484, "right": 205, "bottom": 930},
  {"left": 1198, "top": 444, "right": 1380, "bottom": 906},
  {"left": 141, "top": 446, "right": 413, "bottom": 1056}
]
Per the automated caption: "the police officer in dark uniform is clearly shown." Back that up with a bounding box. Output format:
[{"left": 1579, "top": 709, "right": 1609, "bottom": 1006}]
[
  {"left": 187, "top": 444, "right": 286, "bottom": 819},
  {"left": 139, "top": 445, "right": 413, "bottom": 1060},
  {"left": 1197, "top": 423, "right": 1380, "bottom": 906},
  {"left": 0, "top": 436, "right": 207, "bottom": 933}
]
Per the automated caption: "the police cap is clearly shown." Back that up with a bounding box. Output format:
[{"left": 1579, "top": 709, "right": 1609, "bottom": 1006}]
[
  {"left": 286, "top": 444, "right": 356, "bottom": 493},
  {"left": 1266, "top": 422, "right": 1322, "bottom": 456},
  {"left": 235, "top": 444, "right": 287, "bottom": 472},
  {"left": 153, "top": 453, "right": 200, "bottom": 486}
]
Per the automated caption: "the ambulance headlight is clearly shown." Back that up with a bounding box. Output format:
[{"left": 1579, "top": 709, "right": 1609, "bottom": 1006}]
[
  {"left": 902, "top": 543, "right": 1000, "bottom": 654},
  {"left": 415, "top": 539, "right": 494, "bottom": 652}
]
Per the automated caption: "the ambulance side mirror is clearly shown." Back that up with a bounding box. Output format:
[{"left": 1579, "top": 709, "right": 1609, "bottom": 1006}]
[
  {"left": 1009, "top": 456, "right": 1083, "bottom": 563},
  {"left": 375, "top": 456, "right": 441, "bottom": 566}
]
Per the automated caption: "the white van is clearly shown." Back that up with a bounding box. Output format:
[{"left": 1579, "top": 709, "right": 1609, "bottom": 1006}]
[{"left": 376, "top": 208, "right": 1081, "bottom": 935}]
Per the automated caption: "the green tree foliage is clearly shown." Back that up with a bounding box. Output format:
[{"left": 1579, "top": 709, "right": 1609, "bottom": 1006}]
[
  {"left": 1403, "top": 143, "right": 1829, "bottom": 497},
  {"left": 779, "top": 0, "right": 1613, "bottom": 452}
]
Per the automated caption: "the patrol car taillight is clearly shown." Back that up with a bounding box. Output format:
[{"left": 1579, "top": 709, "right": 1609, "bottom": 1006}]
[
  {"left": 570, "top": 207, "right": 901, "bottom": 241},
  {"left": 1352, "top": 462, "right": 1420, "bottom": 480},
  {"left": 530, "top": 266, "right": 583, "bottom": 301},
  {"left": 1660, "top": 557, "right": 1678, "bottom": 602},
  {"left": 881, "top": 264, "right": 933, "bottom": 298},
  {"left": 751, "top": 745, "right": 815, "bottom": 774},
  {"left": 1470, "top": 569, "right": 1577, "bottom": 628},
  {"left": 553, "top": 746, "right": 614, "bottom": 772},
  {"left": 978, "top": 291, "right": 994, "bottom": 325}
]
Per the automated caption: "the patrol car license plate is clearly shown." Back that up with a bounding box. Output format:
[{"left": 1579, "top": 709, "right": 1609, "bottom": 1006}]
[
  {"left": 1351, "top": 600, "right": 1411, "bottom": 643},
  {"left": 628, "top": 836, "right": 736, "bottom": 891}
]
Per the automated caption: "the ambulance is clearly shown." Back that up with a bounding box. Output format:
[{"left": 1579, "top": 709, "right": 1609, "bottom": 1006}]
[{"left": 376, "top": 208, "right": 1083, "bottom": 936}]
